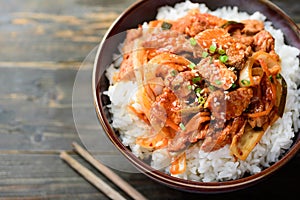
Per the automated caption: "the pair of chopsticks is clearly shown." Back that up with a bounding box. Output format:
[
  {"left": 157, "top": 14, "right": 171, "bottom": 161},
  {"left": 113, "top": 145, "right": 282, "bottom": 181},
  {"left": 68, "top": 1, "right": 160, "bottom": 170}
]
[{"left": 60, "top": 142, "right": 147, "bottom": 200}]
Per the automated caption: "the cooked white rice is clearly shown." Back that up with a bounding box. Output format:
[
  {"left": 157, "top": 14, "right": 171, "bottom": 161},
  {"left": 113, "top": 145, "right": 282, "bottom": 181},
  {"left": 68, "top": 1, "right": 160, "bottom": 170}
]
[{"left": 104, "top": 0, "right": 300, "bottom": 182}]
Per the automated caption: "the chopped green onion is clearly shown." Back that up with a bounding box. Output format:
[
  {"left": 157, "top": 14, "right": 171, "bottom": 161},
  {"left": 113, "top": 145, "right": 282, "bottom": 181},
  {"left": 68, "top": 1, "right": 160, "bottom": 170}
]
[
  {"left": 241, "top": 79, "right": 250, "bottom": 86},
  {"left": 276, "top": 73, "right": 282, "bottom": 79},
  {"left": 218, "top": 48, "right": 226, "bottom": 55},
  {"left": 269, "top": 75, "right": 274, "bottom": 83},
  {"left": 188, "top": 62, "right": 196, "bottom": 70},
  {"left": 219, "top": 55, "right": 228, "bottom": 63},
  {"left": 189, "top": 37, "right": 197, "bottom": 46},
  {"left": 195, "top": 87, "right": 202, "bottom": 94},
  {"left": 198, "top": 96, "right": 206, "bottom": 105},
  {"left": 202, "top": 51, "right": 209, "bottom": 58},
  {"left": 170, "top": 70, "right": 178, "bottom": 76},
  {"left": 209, "top": 85, "right": 215, "bottom": 91},
  {"left": 187, "top": 85, "right": 193, "bottom": 90},
  {"left": 192, "top": 76, "right": 201, "bottom": 83},
  {"left": 209, "top": 43, "right": 217, "bottom": 53},
  {"left": 161, "top": 21, "right": 172, "bottom": 30},
  {"left": 231, "top": 83, "right": 237, "bottom": 89},
  {"left": 215, "top": 79, "right": 222, "bottom": 85},
  {"left": 179, "top": 122, "right": 186, "bottom": 131}
]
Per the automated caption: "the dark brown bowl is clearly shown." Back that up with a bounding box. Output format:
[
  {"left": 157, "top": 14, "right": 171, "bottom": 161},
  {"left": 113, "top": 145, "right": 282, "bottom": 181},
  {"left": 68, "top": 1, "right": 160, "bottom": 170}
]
[{"left": 92, "top": 0, "right": 300, "bottom": 193}]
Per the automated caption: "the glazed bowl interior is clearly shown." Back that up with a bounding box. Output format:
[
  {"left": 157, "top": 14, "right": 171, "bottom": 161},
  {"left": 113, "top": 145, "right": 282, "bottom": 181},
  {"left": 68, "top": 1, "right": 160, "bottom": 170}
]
[{"left": 93, "top": 0, "right": 300, "bottom": 193}]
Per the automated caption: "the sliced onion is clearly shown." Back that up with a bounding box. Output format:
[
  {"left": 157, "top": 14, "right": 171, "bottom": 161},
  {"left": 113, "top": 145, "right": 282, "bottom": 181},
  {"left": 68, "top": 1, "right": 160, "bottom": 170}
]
[
  {"left": 251, "top": 67, "right": 264, "bottom": 85},
  {"left": 148, "top": 52, "right": 190, "bottom": 69},
  {"left": 132, "top": 39, "right": 147, "bottom": 86},
  {"left": 276, "top": 75, "right": 287, "bottom": 117},
  {"left": 252, "top": 51, "right": 281, "bottom": 75},
  {"left": 230, "top": 124, "right": 264, "bottom": 160},
  {"left": 170, "top": 152, "right": 186, "bottom": 175},
  {"left": 136, "top": 130, "right": 169, "bottom": 149},
  {"left": 239, "top": 57, "right": 254, "bottom": 87}
]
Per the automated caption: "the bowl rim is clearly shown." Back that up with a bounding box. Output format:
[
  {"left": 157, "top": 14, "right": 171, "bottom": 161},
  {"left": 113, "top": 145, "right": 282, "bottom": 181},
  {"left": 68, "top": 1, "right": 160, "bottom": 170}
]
[{"left": 92, "top": 0, "right": 300, "bottom": 193}]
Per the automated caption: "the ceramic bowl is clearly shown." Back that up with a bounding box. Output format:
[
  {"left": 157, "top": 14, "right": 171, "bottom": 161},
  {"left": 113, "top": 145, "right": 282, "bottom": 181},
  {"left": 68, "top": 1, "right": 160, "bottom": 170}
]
[{"left": 92, "top": 0, "right": 300, "bottom": 193}]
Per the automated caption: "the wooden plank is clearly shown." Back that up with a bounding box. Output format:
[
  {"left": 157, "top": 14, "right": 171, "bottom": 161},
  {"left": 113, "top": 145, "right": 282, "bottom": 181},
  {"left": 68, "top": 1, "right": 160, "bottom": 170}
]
[
  {"left": 0, "top": 154, "right": 108, "bottom": 199},
  {"left": 0, "top": 61, "right": 82, "bottom": 70},
  {"left": 0, "top": 66, "right": 101, "bottom": 151},
  {"left": 0, "top": 153, "right": 150, "bottom": 199},
  {"left": 0, "top": 153, "right": 298, "bottom": 199},
  {"left": 0, "top": 0, "right": 136, "bottom": 63}
]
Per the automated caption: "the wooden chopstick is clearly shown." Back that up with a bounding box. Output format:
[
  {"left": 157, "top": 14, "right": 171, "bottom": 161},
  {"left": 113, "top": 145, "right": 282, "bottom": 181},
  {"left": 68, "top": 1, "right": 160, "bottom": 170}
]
[
  {"left": 60, "top": 151, "right": 126, "bottom": 200},
  {"left": 72, "top": 142, "right": 147, "bottom": 200}
]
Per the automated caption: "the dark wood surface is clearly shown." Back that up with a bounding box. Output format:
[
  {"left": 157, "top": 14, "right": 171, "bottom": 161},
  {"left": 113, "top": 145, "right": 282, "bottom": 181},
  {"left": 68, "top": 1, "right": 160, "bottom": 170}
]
[{"left": 0, "top": 0, "right": 299, "bottom": 199}]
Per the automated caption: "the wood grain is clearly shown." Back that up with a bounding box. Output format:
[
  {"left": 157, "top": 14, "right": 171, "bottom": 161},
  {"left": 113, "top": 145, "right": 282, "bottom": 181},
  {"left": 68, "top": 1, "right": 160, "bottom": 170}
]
[{"left": 60, "top": 151, "right": 127, "bottom": 200}]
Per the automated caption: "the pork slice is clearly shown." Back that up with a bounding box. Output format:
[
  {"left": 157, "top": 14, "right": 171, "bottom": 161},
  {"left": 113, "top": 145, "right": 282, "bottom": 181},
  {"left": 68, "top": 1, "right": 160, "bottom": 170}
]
[
  {"left": 196, "top": 57, "right": 237, "bottom": 90},
  {"left": 195, "top": 28, "right": 251, "bottom": 69},
  {"left": 171, "top": 9, "right": 227, "bottom": 37},
  {"left": 201, "top": 124, "right": 232, "bottom": 152},
  {"left": 142, "top": 30, "right": 203, "bottom": 57},
  {"left": 167, "top": 112, "right": 210, "bottom": 152},
  {"left": 253, "top": 30, "right": 275, "bottom": 53},
  {"left": 241, "top": 19, "right": 264, "bottom": 35},
  {"left": 205, "top": 88, "right": 253, "bottom": 120}
]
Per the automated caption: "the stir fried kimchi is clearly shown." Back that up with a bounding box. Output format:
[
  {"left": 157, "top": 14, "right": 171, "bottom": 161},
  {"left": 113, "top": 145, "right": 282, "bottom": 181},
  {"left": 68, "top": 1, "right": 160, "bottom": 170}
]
[{"left": 111, "top": 9, "right": 287, "bottom": 175}]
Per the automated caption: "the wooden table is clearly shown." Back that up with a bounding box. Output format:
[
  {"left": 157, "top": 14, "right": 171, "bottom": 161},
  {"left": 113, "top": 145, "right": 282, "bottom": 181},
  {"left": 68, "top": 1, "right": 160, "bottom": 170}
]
[{"left": 0, "top": 0, "right": 299, "bottom": 199}]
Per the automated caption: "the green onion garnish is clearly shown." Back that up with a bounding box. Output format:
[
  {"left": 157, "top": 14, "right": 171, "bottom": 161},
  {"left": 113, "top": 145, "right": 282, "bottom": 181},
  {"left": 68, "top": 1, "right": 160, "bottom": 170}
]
[
  {"left": 198, "top": 96, "right": 206, "bottom": 105},
  {"left": 215, "top": 79, "right": 222, "bottom": 85},
  {"left": 276, "top": 73, "right": 282, "bottom": 79},
  {"left": 202, "top": 51, "right": 209, "bottom": 58},
  {"left": 189, "top": 37, "right": 197, "bottom": 46},
  {"left": 179, "top": 122, "right": 186, "bottom": 131},
  {"left": 209, "top": 43, "right": 217, "bottom": 53},
  {"left": 218, "top": 48, "right": 226, "bottom": 55},
  {"left": 170, "top": 70, "right": 178, "bottom": 76},
  {"left": 209, "top": 85, "right": 216, "bottom": 91},
  {"left": 192, "top": 76, "right": 201, "bottom": 83},
  {"left": 219, "top": 55, "right": 228, "bottom": 63},
  {"left": 231, "top": 83, "right": 237, "bottom": 89},
  {"left": 161, "top": 21, "right": 172, "bottom": 30},
  {"left": 188, "top": 62, "right": 196, "bottom": 70},
  {"left": 241, "top": 79, "right": 250, "bottom": 86},
  {"left": 195, "top": 87, "right": 202, "bottom": 94}
]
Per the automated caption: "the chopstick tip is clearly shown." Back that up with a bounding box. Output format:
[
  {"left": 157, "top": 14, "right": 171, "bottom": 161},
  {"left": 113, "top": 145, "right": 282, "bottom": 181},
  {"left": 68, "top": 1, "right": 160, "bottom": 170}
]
[
  {"left": 72, "top": 141, "right": 78, "bottom": 147},
  {"left": 59, "top": 151, "right": 67, "bottom": 159}
]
